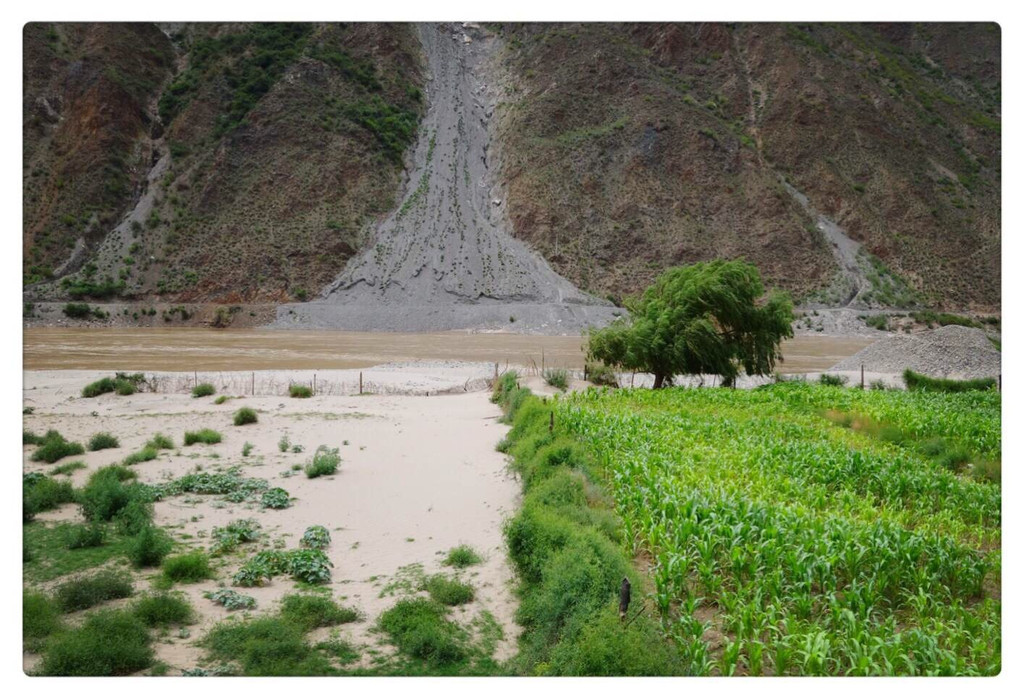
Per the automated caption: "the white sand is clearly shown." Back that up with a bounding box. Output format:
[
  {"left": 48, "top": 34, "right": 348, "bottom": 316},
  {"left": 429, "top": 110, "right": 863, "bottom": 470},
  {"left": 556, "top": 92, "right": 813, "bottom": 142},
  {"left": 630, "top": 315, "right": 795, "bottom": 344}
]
[{"left": 23, "top": 365, "right": 521, "bottom": 673}]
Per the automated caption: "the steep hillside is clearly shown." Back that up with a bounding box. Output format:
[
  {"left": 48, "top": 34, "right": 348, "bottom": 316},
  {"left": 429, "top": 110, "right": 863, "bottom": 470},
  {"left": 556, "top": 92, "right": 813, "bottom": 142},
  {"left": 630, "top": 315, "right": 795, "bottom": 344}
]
[
  {"left": 490, "top": 22, "right": 1000, "bottom": 310},
  {"left": 25, "top": 22, "right": 424, "bottom": 303}
]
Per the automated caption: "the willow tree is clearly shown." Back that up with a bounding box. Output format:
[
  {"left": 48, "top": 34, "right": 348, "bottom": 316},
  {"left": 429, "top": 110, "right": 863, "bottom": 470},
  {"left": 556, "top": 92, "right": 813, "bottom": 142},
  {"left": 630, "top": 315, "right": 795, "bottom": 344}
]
[{"left": 587, "top": 260, "right": 794, "bottom": 388}]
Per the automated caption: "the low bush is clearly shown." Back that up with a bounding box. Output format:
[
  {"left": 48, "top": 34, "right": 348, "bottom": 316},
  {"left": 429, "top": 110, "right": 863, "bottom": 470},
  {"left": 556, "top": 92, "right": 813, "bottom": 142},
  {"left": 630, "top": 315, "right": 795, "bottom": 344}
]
[
  {"left": 24, "top": 429, "right": 43, "bottom": 445},
  {"left": 214, "top": 395, "right": 230, "bottom": 405},
  {"left": 491, "top": 371, "right": 519, "bottom": 405},
  {"left": 132, "top": 592, "right": 195, "bottom": 627},
  {"left": 201, "top": 616, "right": 334, "bottom": 676},
  {"left": 242, "top": 441, "right": 254, "bottom": 457},
  {"left": 305, "top": 446, "right": 340, "bottom": 478},
  {"left": 39, "top": 609, "right": 153, "bottom": 676},
  {"left": 78, "top": 466, "right": 148, "bottom": 524},
  {"left": 585, "top": 363, "right": 619, "bottom": 388},
  {"left": 443, "top": 544, "right": 483, "bottom": 568},
  {"left": 903, "top": 368, "right": 997, "bottom": 393},
  {"left": 300, "top": 525, "right": 331, "bottom": 549},
  {"left": 863, "top": 314, "right": 890, "bottom": 331},
  {"left": 24, "top": 591, "right": 63, "bottom": 652},
  {"left": 127, "top": 526, "right": 172, "bottom": 568},
  {"left": 261, "top": 487, "right": 291, "bottom": 509},
  {"left": 82, "top": 377, "right": 115, "bottom": 398},
  {"left": 184, "top": 428, "right": 222, "bottom": 445},
  {"left": 204, "top": 588, "right": 257, "bottom": 611},
  {"left": 146, "top": 433, "right": 174, "bottom": 450},
  {"left": 31, "top": 431, "right": 86, "bottom": 464},
  {"left": 192, "top": 383, "right": 216, "bottom": 398},
  {"left": 211, "top": 518, "right": 262, "bottom": 554},
  {"left": 542, "top": 368, "right": 570, "bottom": 391},
  {"left": 279, "top": 593, "right": 358, "bottom": 631},
  {"left": 54, "top": 570, "right": 134, "bottom": 612},
  {"left": 423, "top": 574, "right": 474, "bottom": 606},
  {"left": 162, "top": 551, "right": 214, "bottom": 583},
  {"left": 233, "top": 407, "right": 258, "bottom": 426},
  {"left": 122, "top": 446, "right": 158, "bottom": 466},
  {"left": 50, "top": 460, "right": 87, "bottom": 476},
  {"left": 24, "top": 473, "right": 76, "bottom": 513},
  {"left": 818, "top": 373, "right": 849, "bottom": 387},
  {"left": 287, "top": 549, "right": 333, "bottom": 585},
  {"left": 63, "top": 523, "right": 106, "bottom": 550},
  {"left": 289, "top": 384, "right": 313, "bottom": 398},
  {"left": 377, "top": 598, "right": 466, "bottom": 666},
  {"left": 88, "top": 432, "right": 120, "bottom": 451}
]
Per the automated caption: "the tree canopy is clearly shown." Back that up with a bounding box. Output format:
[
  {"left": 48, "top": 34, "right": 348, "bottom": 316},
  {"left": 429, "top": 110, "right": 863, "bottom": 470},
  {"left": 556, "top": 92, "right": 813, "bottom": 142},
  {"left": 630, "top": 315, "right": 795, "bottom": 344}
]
[{"left": 587, "top": 260, "right": 794, "bottom": 388}]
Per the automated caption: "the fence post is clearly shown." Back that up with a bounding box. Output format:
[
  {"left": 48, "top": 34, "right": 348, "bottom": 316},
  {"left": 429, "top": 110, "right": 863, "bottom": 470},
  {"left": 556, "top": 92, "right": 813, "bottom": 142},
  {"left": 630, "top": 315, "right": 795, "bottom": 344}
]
[
  {"left": 194, "top": 370, "right": 197, "bottom": 387},
  {"left": 313, "top": 373, "right": 316, "bottom": 395},
  {"left": 861, "top": 364, "right": 864, "bottom": 390},
  {"left": 359, "top": 372, "right": 363, "bottom": 395},
  {"left": 549, "top": 411, "right": 554, "bottom": 433},
  {"left": 542, "top": 349, "right": 545, "bottom": 373},
  {"left": 251, "top": 371, "right": 255, "bottom": 395}
]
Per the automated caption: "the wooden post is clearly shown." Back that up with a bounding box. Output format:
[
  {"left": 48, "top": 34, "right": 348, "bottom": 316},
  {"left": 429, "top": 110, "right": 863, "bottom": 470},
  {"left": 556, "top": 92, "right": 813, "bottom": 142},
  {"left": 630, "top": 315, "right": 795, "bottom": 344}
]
[
  {"left": 359, "top": 372, "right": 363, "bottom": 395},
  {"left": 861, "top": 364, "right": 864, "bottom": 390},
  {"left": 619, "top": 577, "right": 631, "bottom": 620},
  {"left": 542, "top": 349, "right": 545, "bottom": 373},
  {"left": 194, "top": 370, "right": 198, "bottom": 387},
  {"left": 251, "top": 372, "right": 255, "bottom": 395},
  {"left": 549, "top": 411, "right": 554, "bottom": 433},
  {"left": 313, "top": 373, "right": 316, "bottom": 395},
  {"left": 631, "top": 372, "right": 636, "bottom": 389}
]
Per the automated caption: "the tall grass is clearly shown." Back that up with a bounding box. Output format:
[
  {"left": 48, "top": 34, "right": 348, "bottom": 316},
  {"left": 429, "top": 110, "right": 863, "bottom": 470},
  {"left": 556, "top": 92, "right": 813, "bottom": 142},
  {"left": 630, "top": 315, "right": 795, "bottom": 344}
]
[{"left": 903, "top": 368, "right": 997, "bottom": 393}]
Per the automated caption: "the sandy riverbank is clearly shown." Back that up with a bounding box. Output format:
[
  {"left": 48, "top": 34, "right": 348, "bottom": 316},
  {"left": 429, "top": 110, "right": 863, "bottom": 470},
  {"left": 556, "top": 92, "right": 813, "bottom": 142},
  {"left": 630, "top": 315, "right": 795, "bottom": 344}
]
[{"left": 23, "top": 365, "right": 521, "bottom": 673}]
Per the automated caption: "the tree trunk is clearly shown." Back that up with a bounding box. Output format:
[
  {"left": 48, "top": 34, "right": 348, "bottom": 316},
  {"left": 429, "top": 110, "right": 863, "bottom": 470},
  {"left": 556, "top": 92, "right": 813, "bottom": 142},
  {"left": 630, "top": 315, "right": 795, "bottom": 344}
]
[{"left": 653, "top": 373, "right": 666, "bottom": 389}]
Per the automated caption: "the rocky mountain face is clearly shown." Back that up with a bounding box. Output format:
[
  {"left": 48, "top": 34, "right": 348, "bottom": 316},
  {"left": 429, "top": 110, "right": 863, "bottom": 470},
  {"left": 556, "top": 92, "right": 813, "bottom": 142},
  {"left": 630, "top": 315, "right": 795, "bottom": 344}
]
[{"left": 23, "top": 22, "right": 1000, "bottom": 312}]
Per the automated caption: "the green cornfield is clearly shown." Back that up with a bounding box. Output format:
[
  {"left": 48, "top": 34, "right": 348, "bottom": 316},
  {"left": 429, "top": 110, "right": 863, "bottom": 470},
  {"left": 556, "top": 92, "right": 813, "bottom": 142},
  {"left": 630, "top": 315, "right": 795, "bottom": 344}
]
[{"left": 558, "top": 382, "right": 1001, "bottom": 675}]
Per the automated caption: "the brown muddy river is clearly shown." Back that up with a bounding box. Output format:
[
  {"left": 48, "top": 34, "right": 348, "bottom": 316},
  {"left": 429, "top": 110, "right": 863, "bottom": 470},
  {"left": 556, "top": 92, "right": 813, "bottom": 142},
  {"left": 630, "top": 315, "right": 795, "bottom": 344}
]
[{"left": 23, "top": 328, "right": 873, "bottom": 373}]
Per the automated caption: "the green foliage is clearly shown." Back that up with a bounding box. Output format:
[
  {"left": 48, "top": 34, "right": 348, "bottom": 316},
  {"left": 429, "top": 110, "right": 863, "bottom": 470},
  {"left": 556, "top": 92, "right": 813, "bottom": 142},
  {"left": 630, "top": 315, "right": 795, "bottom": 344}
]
[
  {"left": 305, "top": 445, "right": 340, "bottom": 478},
  {"left": 443, "top": 545, "right": 483, "bottom": 569},
  {"left": 214, "top": 395, "right": 230, "bottom": 404},
  {"left": 133, "top": 592, "right": 195, "bottom": 627},
  {"left": 49, "top": 460, "right": 87, "bottom": 476},
  {"left": 82, "top": 372, "right": 146, "bottom": 398},
  {"left": 423, "top": 574, "right": 475, "bottom": 606},
  {"left": 300, "top": 525, "right": 331, "bottom": 549},
  {"left": 82, "top": 377, "right": 115, "bottom": 397},
  {"left": 201, "top": 616, "right": 334, "bottom": 676},
  {"left": 289, "top": 384, "right": 313, "bottom": 398},
  {"left": 31, "top": 430, "right": 86, "bottom": 463},
  {"left": 146, "top": 433, "right": 174, "bottom": 450},
  {"left": 88, "top": 432, "right": 120, "bottom": 451},
  {"left": 863, "top": 314, "right": 890, "bottom": 331},
  {"left": 910, "top": 311, "right": 982, "bottom": 329},
  {"left": 278, "top": 435, "right": 291, "bottom": 452},
  {"left": 287, "top": 549, "right": 333, "bottom": 585},
  {"left": 39, "top": 609, "right": 153, "bottom": 676},
  {"left": 192, "top": 383, "right": 216, "bottom": 398},
  {"left": 903, "top": 369, "right": 997, "bottom": 393},
  {"left": 279, "top": 593, "right": 359, "bottom": 631},
  {"left": 127, "top": 526, "right": 172, "bottom": 568},
  {"left": 819, "top": 373, "right": 849, "bottom": 387},
  {"left": 588, "top": 261, "right": 794, "bottom": 387},
  {"left": 491, "top": 370, "right": 519, "bottom": 404},
  {"left": 24, "top": 591, "right": 63, "bottom": 652},
  {"left": 211, "top": 518, "right": 262, "bottom": 554},
  {"left": 542, "top": 368, "right": 570, "bottom": 391},
  {"left": 233, "top": 407, "right": 258, "bottom": 425},
  {"left": 63, "top": 523, "right": 106, "bottom": 550},
  {"left": 24, "top": 473, "right": 76, "bottom": 514},
  {"left": 261, "top": 487, "right": 291, "bottom": 509},
  {"left": 233, "top": 548, "right": 332, "bottom": 587},
  {"left": 54, "top": 570, "right": 134, "bottom": 612},
  {"left": 122, "top": 445, "right": 158, "bottom": 466},
  {"left": 78, "top": 467, "right": 150, "bottom": 526},
  {"left": 377, "top": 598, "right": 466, "bottom": 666},
  {"left": 585, "top": 363, "right": 619, "bottom": 387},
  {"left": 184, "top": 428, "right": 222, "bottom": 445},
  {"left": 205, "top": 588, "right": 256, "bottom": 611},
  {"left": 162, "top": 552, "right": 214, "bottom": 583}
]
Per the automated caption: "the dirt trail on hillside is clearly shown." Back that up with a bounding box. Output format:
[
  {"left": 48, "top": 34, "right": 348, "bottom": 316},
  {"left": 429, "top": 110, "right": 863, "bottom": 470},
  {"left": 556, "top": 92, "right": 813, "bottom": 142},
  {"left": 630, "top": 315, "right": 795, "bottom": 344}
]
[{"left": 275, "top": 23, "right": 618, "bottom": 334}]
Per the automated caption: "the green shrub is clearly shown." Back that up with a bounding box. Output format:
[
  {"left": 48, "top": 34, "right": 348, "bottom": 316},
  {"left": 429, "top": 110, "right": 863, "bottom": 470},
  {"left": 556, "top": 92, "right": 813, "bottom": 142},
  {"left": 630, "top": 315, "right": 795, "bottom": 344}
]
[
  {"left": 233, "top": 407, "right": 258, "bottom": 426},
  {"left": 423, "top": 574, "right": 475, "bottom": 606},
  {"left": 903, "top": 368, "right": 997, "bottom": 393},
  {"left": 114, "top": 499, "right": 153, "bottom": 536},
  {"left": 214, "top": 395, "right": 230, "bottom": 405},
  {"left": 63, "top": 523, "right": 106, "bottom": 550},
  {"left": 114, "top": 379, "right": 136, "bottom": 396},
  {"left": 146, "top": 433, "right": 174, "bottom": 450},
  {"left": 279, "top": 593, "right": 358, "bottom": 631},
  {"left": 192, "top": 383, "right": 216, "bottom": 398},
  {"left": 39, "top": 609, "right": 153, "bottom": 676},
  {"left": 23, "top": 429, "right": 43, "bottom": 445},
  {"left": 211, "top": 519, "right": 262, "bottom": 554},
  {"left": 204, "top": 588, "right": 256, "bottom": 611},
  {"left": 242, "top": 441, "right": 254, "bottom": 457},
  {"left": 162, "top": 551, "right": 214, "bottom": 583},
  {"left": 300, "top": 525, "right": 331, "bottom": 549},
  {"left": 50, "top": 460, "right": 87, "bottom": 476},
  {"left": 24, "top": 473, "right": 76, "bottom": 512},
  {"left": 289, "top": 384, "right": 313, "bottom": 398},
  {"left": 184, "top": 428, "right": 222, "bottom": 445},
  {"left": 543, "top": 368, "right": 570, "bottom": 391},
  {"left": 287, "top": 549, "right": 333, "bottom": 584},
  {"left": 491, "top": 371, "right": 520, "bottom": 404},
  {"left": 63, "top": 302, "right": 93, "bottom": 319},
  {"left": 201, "top": 616, "right": 333, "bottom": 676},
  {"left": 132, "top": 592, "right": 195, "bottom": 627},
  {"left": 305, "top": 445, "right": 340, "bottom": 478},
  {"left": 818, "top": 373, "right": 849, "bottom": 387},
  {"left": 377, "top": 598, "right": 466, "bottom": 666},
  {"left": 31, "top": 431, "right": 86, "bottom": 463},
  {"left": 545, "top": 605, "right": 683, "bottom": 675},
  {"left": 443, "top": 544, "right": 483, "bottom": 568},
  {"left": 261, "top": 487, "right": 291, "bottom": 509},
  {"left": 127, "top": 526, "right": 172, "bottom": 568},
  {"left": 88, "top": 432, "right": 120, "bottom": 451},
  {"left": 863, "top": 314, "right": 890, "bottom": 331},
  {"left": 82, "top": 377, "right": 115, "bottom": 398},
  {"left": 585, "top": 363, "right": 619, "bottom": 387},
  {"left": 278, "top": 435, "right": 291, "bottom": 452},
  {"left": 122, "top": 446, "right": 158, "bottom": 466},
  {"left": 54, "top": 570, "right": 134, "bottom": 612},
  {"left": 24, "top": 591, "right": 63, "bottom": 652},
  {"left": 79, "top": 466, "right": 148, "bottom": 525}
]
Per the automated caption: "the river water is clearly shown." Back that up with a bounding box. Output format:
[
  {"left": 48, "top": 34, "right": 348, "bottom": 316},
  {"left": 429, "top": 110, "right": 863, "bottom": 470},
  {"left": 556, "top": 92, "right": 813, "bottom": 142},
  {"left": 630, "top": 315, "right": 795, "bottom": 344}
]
[{"left": 23, "top": 328, "right": 872, "bottom": 373}]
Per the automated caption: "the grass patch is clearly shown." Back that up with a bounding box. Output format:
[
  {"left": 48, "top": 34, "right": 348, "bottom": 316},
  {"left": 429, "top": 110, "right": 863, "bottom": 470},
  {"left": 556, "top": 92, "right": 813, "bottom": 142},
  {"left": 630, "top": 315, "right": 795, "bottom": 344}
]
[
  {"left": 38, "top": 609, "right": 153, "bottom": 676},
  {"left": 184, "top": 428, "right": 222, "bottom": 445},
  {"left": 127, "top": 526, "right": 173, "bottom": 568},
  {"left": 23, "top": 522, "right": 132, "bottom": 582},
  {"left": 88, "top": 432, "right": 120, "bottom": 451},
  {"left": 63, "top": 523, "right": 106, "bottom": 550},
  {"left": 132, "top": 592, "right": 195, "bottom": 627},
  {"left": 542, "top": 368, "right": 570, "bottom": 391},
  {"left": 146, "top": 433, "right": 174, "bottom": 450},
  {"left": 819, "top": 373, "right": 849, "bottom": 387},
  {"left": 904, "top": 368, "right": 997, "bottom": 393},
  {"left": 214, "top": 395, "right": 230, "bottom": 404},
  {"left": 30, "top": 431, "right": 85, "bottom": 464},
  {"left": 49, "top": 460, "right": 87, "bottom": 476},
  {"left": 233, "top": 407, "right": 258, "bottom": 425},
  {"left": 162, "top": 551, "right": 214, "bottom": 583},
  {"left": 289, "top": 384, "right": 313, "bottom": 398},
  {"left": 24, "top": 473, "right": 76, "bottom": 518},
  {"left": 201, "top": 616, "right": 335, "bottom": 676},
  {"left": 24, "top": 590, "right": 64, "bottom": 652},
  {"left": 423, "top": 574, "right": 474, "bottom": 606},
  {"left": 192, "top": 383, "right": 216, "bottom": 398},
  {"left": 377, "top": 598, "right": 466, "bottom": 667},
  {"left": 54, "top": 569, "right": 134, "bottom": 612},
  {"left": 122, "top": 445, "right": 159, "bottom": 466},
  {"left": 443, "top": 544, "right": 483, "bottom": 568},
  {"left": 279, "top": 593, "right": 359, "bottom": 631},
  {"left": 305, "top": 445, "right": 340, "bottom": 478},
  {"left": 585, "top": 363, "right": 619, "bottom": 387}
]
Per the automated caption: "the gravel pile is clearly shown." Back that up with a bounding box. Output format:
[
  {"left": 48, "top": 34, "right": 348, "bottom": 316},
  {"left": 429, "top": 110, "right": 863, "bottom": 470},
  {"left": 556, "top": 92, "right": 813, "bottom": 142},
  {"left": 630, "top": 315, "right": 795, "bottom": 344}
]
[{"left": 830, "top": 325, "right": 1001, "bottom": 379}]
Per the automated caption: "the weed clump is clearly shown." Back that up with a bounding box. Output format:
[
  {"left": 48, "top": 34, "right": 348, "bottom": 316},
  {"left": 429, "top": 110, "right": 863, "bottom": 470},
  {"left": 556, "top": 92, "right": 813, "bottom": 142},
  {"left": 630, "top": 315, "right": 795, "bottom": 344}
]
[
  {"left": 543, "top": 368, "right": 570, "bottom": 391},
  {"left": 39, "top": 609, "right": 153, "bottom": 676},
  {"left": 31, "top": 430, "right": 86, "bottom": 464},
  {"left": 88, "top": 432, "right": 120, "bottom": 451},
  {"left": 289, "top": 384, "right": 313, "bottom": 398},
  {"left": 49, "top": 460, "right": 87, "bottom": 476},
  {"left": 261, "top": 487, "right": 291, "bottom": 509},
  {"left": 304, "top": 446, "right": 340, "bottom": 478},
  {"left": 205, "top": 588, "right": 257, "bottom": 611},
  {"left": 23, "top": 473, "right": 76, "bottom": 516},
  {"left": 192, "top": 383, "right": 216, "bottom": 398},
  {"left": 54, "top": 570, "right": 134, "bottom": 612},
  {"left": 423, "top": 574, "right": 475, "bottom": 606},
  {"left": 132, "top": 592, "right": 195, "bottom": 627},
  {"left": 122, "top": 446, "right": 158, "bottom": 466},
  {"left": 211, "top": 519, "right": 261, "bottom": 554},
  {"left": 201, "top": 616, "right": 333, "bottom": 676},
  {"left": 300, "top": 525, "right": 331, "bottom": 549},
  {"left": 146, "top": 433, "right": 174, "bottom": 450},
  {"left": 279, "top": 593, "right": 359, "bottom": 631},
  {"left": 377, "top": 598, "right": 466, "bottom": 666},
  {"left": 24, "top": 591, "right": 63, "bottom": 652},
  {"left": 233, "top": 407, "right": 258, "bottom": 426},
  {"left": 63, "top": 523, "right": 106, "bottom": 550},
  {"left": 162, "top": 552, "right": 214, "bottom": 583},
  {"left": 585, "top": 363, "right": 619, "bottom": 387},
  {"left": 127, "top": 526, "right": 172, "bottom": 568},
  {"left": 819, "top": 373, "right": 849, "bottom": 387},
  {"left": 184, "top": 428, "right": 222, "bottom": 446},
  {"left": 903, "top": 368, "right": 997, "bottom": 393},
  {"left": 443, "top": 544, "right": 483, "bottom": 568}
]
